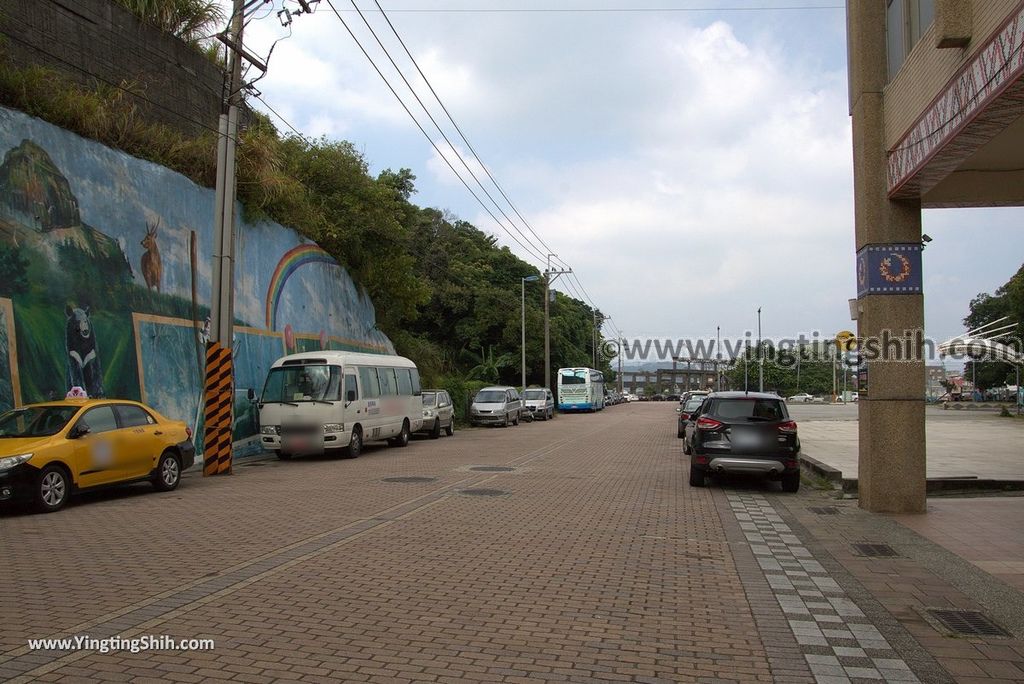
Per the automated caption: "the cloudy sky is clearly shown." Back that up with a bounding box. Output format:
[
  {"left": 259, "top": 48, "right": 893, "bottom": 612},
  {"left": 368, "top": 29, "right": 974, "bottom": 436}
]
[{"left": 231, "top": 0, "right": 1024, "bottom": 359}]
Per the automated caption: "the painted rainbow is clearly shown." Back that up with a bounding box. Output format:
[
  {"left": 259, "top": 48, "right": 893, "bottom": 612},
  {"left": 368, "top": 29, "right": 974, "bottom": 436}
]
[{"left": 264, "top": 243, "right": 337, "bottom": 330}]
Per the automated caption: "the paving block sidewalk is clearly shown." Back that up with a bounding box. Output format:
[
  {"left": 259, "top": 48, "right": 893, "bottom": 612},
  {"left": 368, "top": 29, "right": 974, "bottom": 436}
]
[{"left": 0, "top": 404, "right": 1022, "bottom": 683}]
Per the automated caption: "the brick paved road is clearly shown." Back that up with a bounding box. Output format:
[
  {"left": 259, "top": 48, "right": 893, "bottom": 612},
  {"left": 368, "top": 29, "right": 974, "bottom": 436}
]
[{"left": 1, "top": 404, "right": 1022, "bottom": 683}]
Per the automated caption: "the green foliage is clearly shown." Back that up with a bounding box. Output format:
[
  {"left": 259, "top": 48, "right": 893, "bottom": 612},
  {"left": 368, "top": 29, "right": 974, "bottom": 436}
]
[
  {"left": 0, "top": 244, "right": 28, "bottom": 296},
  {"left": 0, "top": 60, "right": 613, "bottom": 390},
  {"left": 0, "top": 61, "right": 217, "bottom": 185},
  {"left": 724, "top": 344, "right": 841, "bottom": 396},
  {"left": 112, "top": 0, "right": 225, "bottom": 48},
  {"left": 963, "top": 263, "right": 1024, "bottom": 390}
]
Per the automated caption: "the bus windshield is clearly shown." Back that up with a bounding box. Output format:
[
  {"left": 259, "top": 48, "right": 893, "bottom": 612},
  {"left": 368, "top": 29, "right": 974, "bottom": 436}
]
[
  {"left": 262, "top": 365, "right": 343, "bottom": 403},
  {"left": 559, "top": 370, "right": 588, "bottom": 385}
]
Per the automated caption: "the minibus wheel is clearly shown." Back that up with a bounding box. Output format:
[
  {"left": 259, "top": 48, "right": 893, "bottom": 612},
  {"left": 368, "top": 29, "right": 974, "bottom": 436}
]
[{"left": 344, "top": 428, "right": 362, "bottom": 459}]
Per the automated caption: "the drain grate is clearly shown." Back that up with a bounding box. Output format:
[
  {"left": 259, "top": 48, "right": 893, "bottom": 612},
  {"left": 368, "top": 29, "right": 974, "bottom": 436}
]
[
  {"left": 382, "top": 476, "right": 437, "bottom": 483},
  {"left": 852, "top": 543, "right": 899, "bottom": 558},
  {"left": 928, "top": 609, "right": 1010, "bottom": 637},
  {"left": 469, "top": 466, "right": 515, "bottom": 472},
  {"left": 459, "top": 488, "right": 507, "bottom": 497},
  {"left": 809, "top": 506, "right": 840, "bottom": 515}
]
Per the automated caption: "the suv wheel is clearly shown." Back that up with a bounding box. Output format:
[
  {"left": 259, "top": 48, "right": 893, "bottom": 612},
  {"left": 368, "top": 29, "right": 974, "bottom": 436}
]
[
  {"left": 430, "top": 419, "right": 441, "bottom": 439},
  {"left": 781, "top": 471, "right": 800, "bottom": 493},
  {"left": 444, "top": 420, "right": 454, "bottom": 437},
  {"left": 688, "top": 465, "right": 706, "bottom": 488}
]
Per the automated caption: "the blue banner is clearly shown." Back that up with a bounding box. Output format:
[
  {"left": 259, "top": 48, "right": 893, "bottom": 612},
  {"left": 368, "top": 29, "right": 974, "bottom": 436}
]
[{"left": 856, "top": 244, "right": 923, "bottom": 297}]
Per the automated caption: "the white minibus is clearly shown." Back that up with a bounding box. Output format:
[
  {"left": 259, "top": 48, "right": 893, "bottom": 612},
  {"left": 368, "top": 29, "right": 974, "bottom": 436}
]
[{"left": 258, "top": 351, "right": 423, "bottom": 459}]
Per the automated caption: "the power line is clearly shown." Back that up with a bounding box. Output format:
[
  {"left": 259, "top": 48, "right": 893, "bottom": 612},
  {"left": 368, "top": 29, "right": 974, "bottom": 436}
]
[
  {"left": 0, "top": 28, "right": 228, "bottom": 139},
  {"left": 330, "top": 5, "right": 843, "bottom": 13},
  {"left": 370, "top": 0, "right": 558, "bottom": 257},
  {"left": 344, "top": 0, "right": 550, "bottom": 264},
  {"left": 322, "top": 0, "right": 549, "bottom": 266},
  {"left": 250, "top": 91, "right": 311, "bottom": 143}
]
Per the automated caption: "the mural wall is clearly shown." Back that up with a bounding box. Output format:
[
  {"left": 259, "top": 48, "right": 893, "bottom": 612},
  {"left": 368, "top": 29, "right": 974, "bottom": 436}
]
[{"left": 0, "top": 107, "right": 394, "bottom": 453}]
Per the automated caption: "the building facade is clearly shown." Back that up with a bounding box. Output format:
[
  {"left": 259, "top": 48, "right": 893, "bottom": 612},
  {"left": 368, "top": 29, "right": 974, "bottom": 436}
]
[{"left": 847, "top": 0, "right": 1024, "bottom": 512}]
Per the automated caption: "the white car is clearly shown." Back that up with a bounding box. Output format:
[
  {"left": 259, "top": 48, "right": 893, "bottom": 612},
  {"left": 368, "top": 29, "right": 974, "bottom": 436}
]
[{"left": 787, "top": 393, "right": 813, "bottom": 403}]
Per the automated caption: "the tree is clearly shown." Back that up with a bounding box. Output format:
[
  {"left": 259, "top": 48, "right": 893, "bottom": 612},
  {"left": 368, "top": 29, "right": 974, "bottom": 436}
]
[
  {"left": 963, "top": 263, "right": 1024, "bottom": 390},
  {"left": 0, "top": 244, "right": 29, "bottom": 296},
  {"left": 464, "top": 346, "right": 514, "bottom": 384}
]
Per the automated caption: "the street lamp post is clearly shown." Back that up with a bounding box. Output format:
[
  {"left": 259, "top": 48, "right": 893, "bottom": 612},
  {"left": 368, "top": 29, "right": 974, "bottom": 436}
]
[
  {"left": 757, "top": 307, "right": 763, "bottom": 392},
  {"left": 521, "top": 275, "right": 540, "bottom": 390}
]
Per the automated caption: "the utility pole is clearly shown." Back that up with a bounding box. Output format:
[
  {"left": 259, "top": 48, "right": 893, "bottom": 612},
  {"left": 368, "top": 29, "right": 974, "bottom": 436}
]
[
  {"left": 204, "top": 0, "right": 247, "bottom": 477},
  {"left": 543, "top": 253, "right": 571, "bottom": 394},
  {"left": 618, "top": 333, "right": 624, "bottom": 394},
  {"left": 716, "top": 325, "right": 721, "bottom": 391}
]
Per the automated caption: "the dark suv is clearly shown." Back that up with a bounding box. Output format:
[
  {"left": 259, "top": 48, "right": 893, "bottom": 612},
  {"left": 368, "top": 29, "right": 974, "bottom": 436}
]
[{"left": 685, "top": 391, "right": 801, "bottom": 492}]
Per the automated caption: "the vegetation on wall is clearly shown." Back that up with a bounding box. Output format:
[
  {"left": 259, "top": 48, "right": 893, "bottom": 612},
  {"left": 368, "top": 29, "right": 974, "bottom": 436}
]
[
  {"left": 0, "top": 56, "right": 613, "bottom": 400},
  {"left": 112, "top": 0, "right": 225, "bottom": 49}
]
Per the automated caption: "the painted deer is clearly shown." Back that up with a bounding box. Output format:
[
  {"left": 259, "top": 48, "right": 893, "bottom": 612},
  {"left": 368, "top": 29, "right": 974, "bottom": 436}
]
[{"left": 141, "top": 218, "right": 162, "bottom": 292}]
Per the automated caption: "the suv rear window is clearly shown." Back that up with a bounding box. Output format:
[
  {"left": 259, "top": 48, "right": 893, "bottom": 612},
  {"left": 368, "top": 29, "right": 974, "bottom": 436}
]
[{"left": 712, "top": 398, "right": 787, "bottom": 421}]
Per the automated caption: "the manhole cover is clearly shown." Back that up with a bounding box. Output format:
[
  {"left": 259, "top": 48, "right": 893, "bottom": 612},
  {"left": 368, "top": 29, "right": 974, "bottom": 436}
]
[
  {"left": 852, "top": 543, "right": 899, "bottom": 558},
  {"left": 469, "top": 466, "right": 515, "bottom": 472},
  {"left": 928, "top": 609, "right": 1010, "bottom": 637},
  {"left": 382, "top": 477, "right": 437, "bottom": 483},
  {"left": 459, "top": 488, "right": 508, "bottom": 497},
  {"left": 809, "top": 506, "right": 839, "bottom": 515}
]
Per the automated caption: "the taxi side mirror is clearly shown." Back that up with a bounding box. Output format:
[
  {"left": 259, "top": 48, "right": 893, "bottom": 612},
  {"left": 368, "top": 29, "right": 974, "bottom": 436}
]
[{"left": 68, "top": 424, "right": 90, "bottom": 439}]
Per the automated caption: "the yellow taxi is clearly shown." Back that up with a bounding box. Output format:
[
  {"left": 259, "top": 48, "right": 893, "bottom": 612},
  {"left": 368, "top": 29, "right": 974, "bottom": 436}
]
[{"left": 0, "top": 399, "right": 195, "bottom": 513}]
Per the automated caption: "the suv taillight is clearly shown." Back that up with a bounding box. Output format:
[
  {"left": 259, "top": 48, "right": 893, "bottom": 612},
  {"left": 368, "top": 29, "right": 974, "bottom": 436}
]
[
  {"left": 778, "top": 420, "right": 797, "bottom": 434},
  {"left": 679, "top": 412, "right": 689, "bottom": 420},
  {"left": 696, "top": 416, "right": 723, "bottom": 430}
]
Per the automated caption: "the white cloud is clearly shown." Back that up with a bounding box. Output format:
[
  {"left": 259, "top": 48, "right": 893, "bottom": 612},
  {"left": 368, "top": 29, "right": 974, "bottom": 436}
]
[{"left": 226, "top": 2, "right": 1022, "bottom": 347}]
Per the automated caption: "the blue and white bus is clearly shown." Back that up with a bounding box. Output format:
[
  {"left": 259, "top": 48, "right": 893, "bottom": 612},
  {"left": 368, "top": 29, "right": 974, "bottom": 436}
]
[{"left": 557, "top": 367, "right": 605, "bottom": 412}]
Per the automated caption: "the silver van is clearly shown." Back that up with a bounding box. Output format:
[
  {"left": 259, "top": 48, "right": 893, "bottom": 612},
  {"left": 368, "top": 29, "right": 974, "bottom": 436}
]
[
  {"left": 522, "top": 388, "right": 554, "bottom": 421},
  {"left": 469, "top": 386, "right": 523, "bottom": 427}
]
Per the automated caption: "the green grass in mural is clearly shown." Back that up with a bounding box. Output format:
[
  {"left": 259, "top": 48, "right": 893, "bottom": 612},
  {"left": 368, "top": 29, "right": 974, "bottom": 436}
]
[{"left": 9, "top": 284, "right": 208, "bottom": 405}]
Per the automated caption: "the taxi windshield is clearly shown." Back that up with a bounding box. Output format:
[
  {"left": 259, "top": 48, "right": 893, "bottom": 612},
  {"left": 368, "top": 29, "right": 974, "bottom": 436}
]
[{"left": 0, "top": 406, "right": 80, "bottom": 438}]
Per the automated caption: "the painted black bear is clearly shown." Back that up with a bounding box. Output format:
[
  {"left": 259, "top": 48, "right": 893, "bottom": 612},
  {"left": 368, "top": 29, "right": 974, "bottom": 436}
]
[{"left": 65, "top": 304, "right": 103, "bottom": 398}]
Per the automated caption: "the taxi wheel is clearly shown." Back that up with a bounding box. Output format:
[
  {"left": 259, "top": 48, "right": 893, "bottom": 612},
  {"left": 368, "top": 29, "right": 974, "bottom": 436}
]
[
  {"left": 152, "top": 451, "right": 181, "bottom": 492},
  {"left": 429, "top": 419, "right": 441, "bottom": 439},
  {"left": 34, "top": 464, "right": 70, "bottom": 513}
]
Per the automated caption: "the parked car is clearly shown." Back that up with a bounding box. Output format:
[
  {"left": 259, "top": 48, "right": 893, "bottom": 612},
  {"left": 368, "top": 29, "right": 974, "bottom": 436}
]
[
  {"left": 469, "top": 387, "right": 523, "bottom": 427},
  {"left": 676, "top": 396, "right": 705, "bottom": 438},
  {"left": 0, "top": 399, "right": 195, "bottom": 513},
  {"left": 418, "top": 390, "right": 455, "bottom": 438},
  {"left": 522, "top": 388, "right": 555, "bottom": 421},
  {"left": 681, "top": 390, "right": 709, "bottom": 404},
  {"left": 684, "top": 391, "right": 801, "bottom": 492},
  {"left": 787, "top": 393, "right": 813, "bottom": 403},
  {"left": 665, "top": 394, "right": 681, "bottom": 402}
]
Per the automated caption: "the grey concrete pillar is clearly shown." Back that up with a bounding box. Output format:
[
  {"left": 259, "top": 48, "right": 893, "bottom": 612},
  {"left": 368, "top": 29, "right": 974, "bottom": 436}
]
[{"left": 848, "top": 1, "right": 927, "bottom": 513}]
